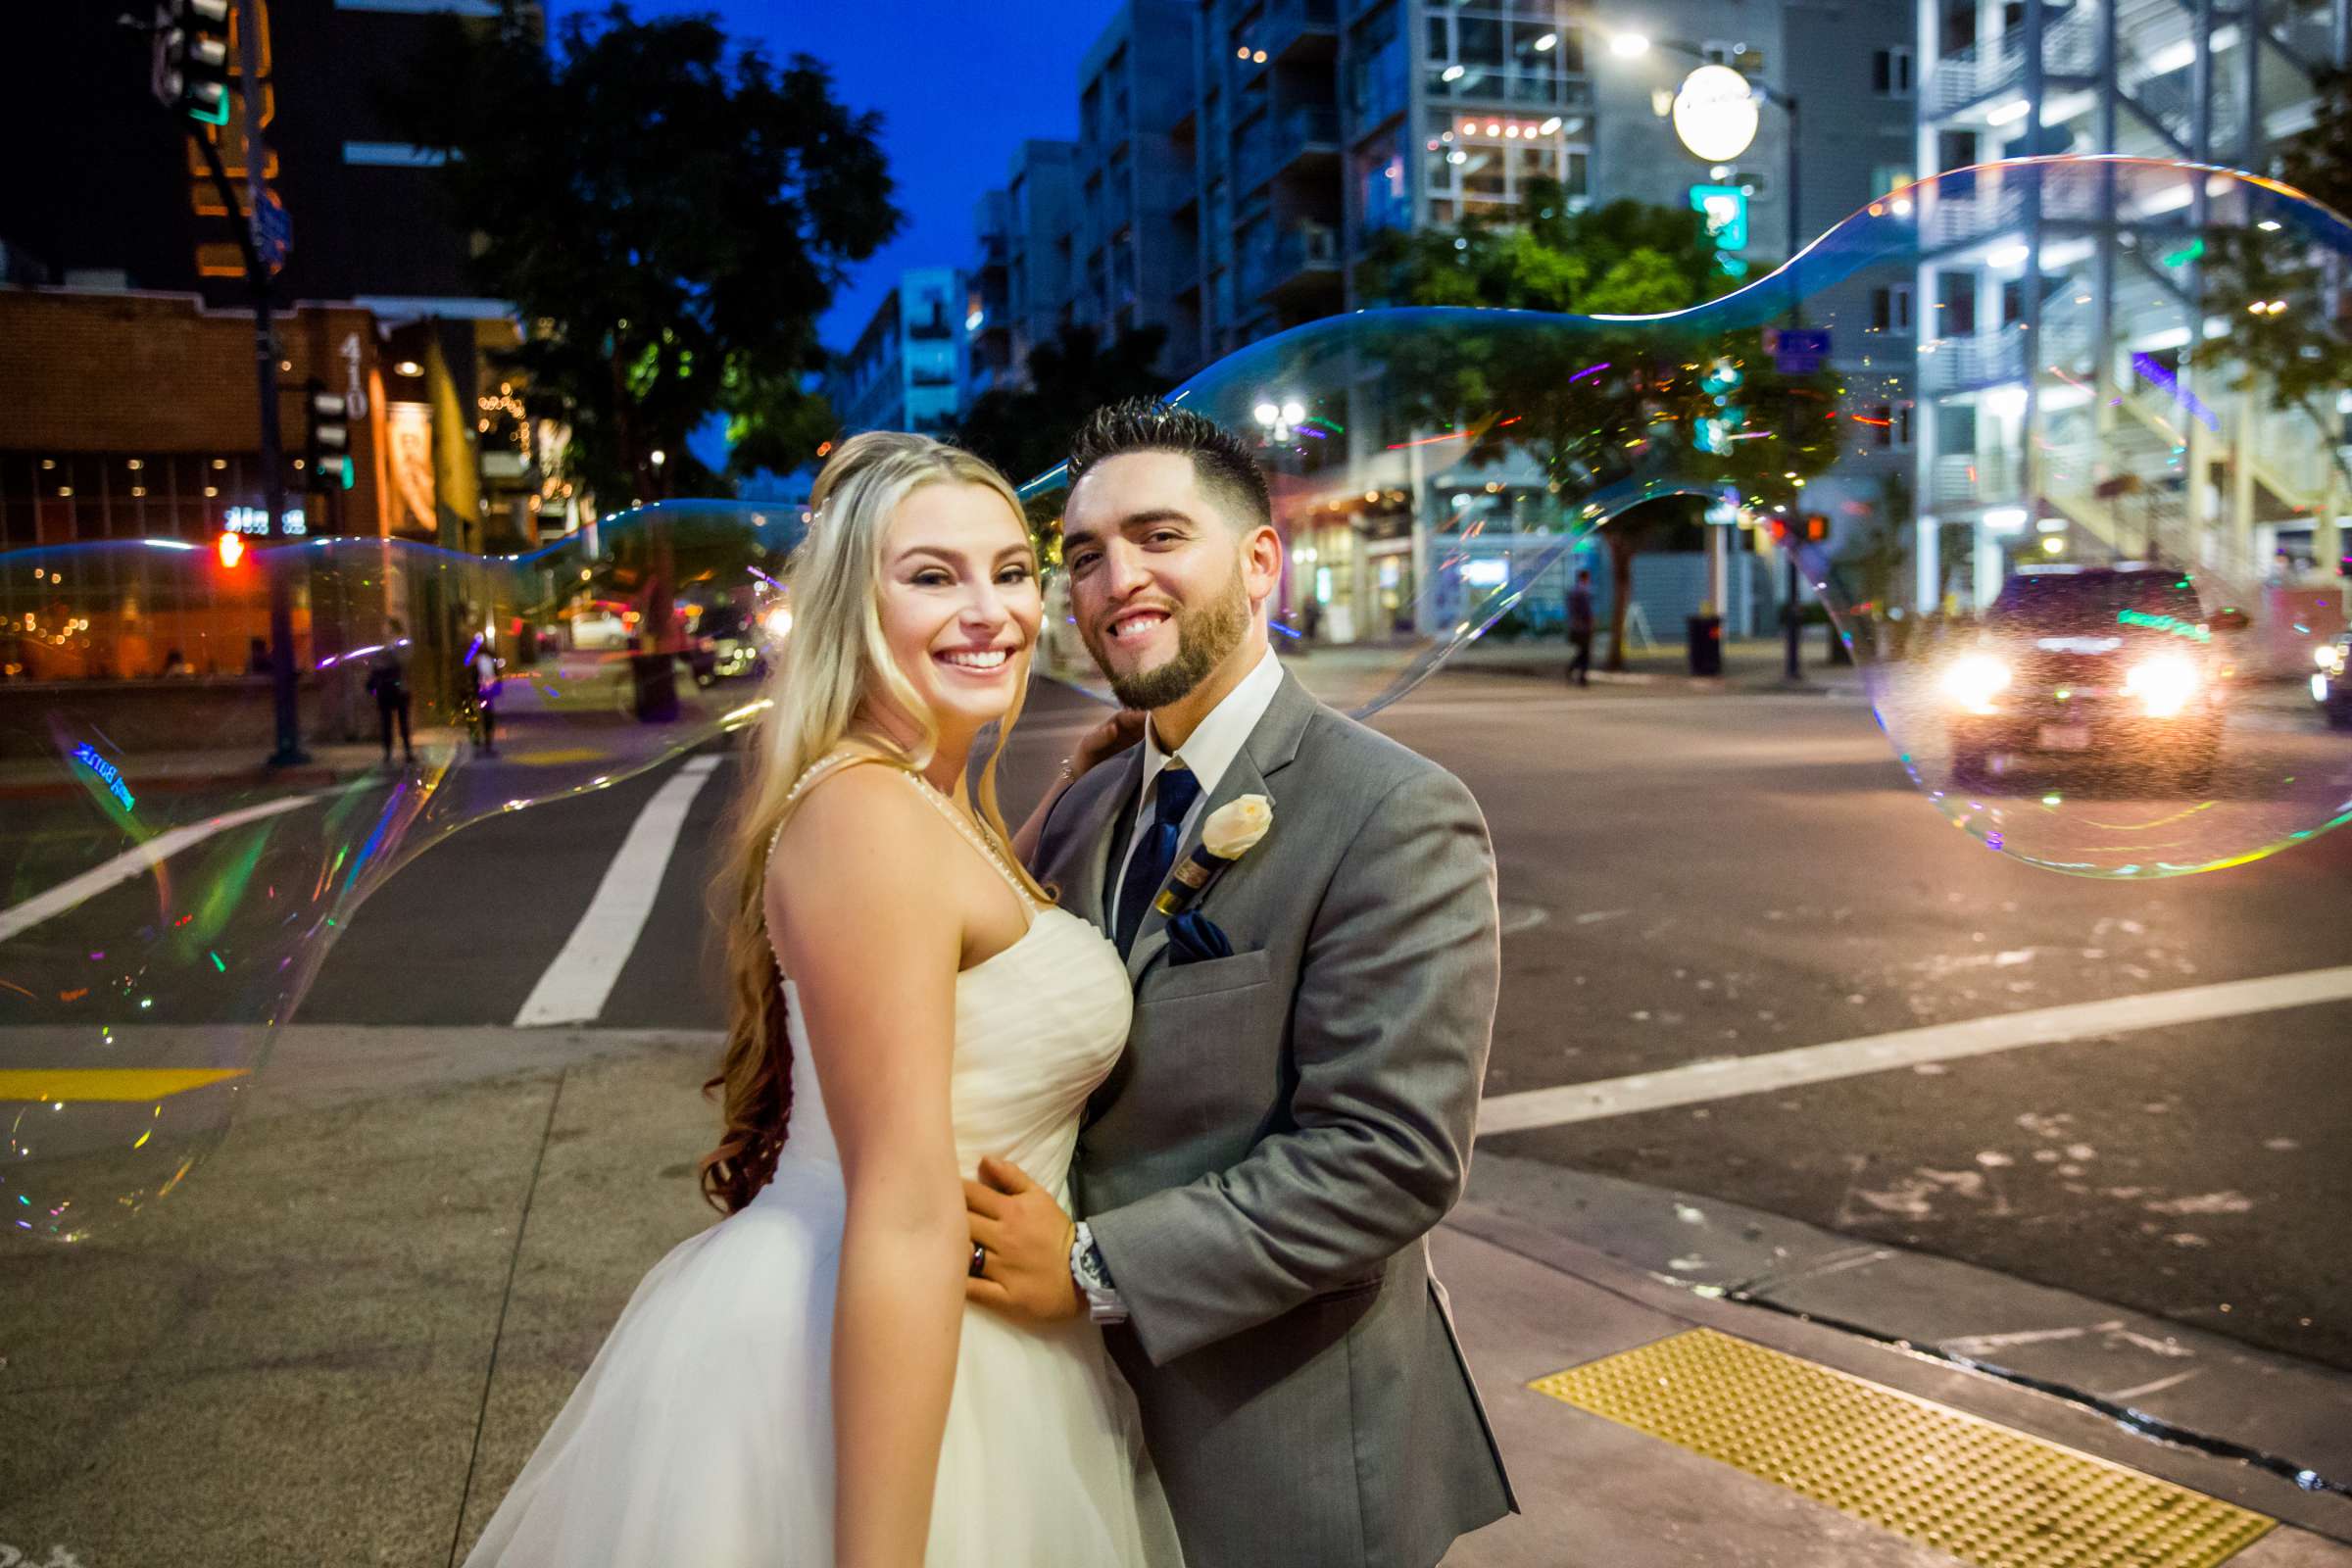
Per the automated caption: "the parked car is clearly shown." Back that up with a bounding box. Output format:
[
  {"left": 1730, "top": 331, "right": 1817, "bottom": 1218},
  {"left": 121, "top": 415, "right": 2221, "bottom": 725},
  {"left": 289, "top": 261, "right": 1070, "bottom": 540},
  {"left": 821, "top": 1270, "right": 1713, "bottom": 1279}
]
[{"left": 1941, "top": 564, "right": 2240, "bottom": 792}]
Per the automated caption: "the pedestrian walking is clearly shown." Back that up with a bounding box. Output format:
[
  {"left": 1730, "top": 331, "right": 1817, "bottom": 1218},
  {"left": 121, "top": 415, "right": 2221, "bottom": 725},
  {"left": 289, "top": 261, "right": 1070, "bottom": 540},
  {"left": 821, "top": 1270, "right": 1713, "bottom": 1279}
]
[
  {"left": 1565, "top": 567, "right": 1595, "bottom": 687},
  {"left": 366, "top": 623, "right": 416, "bottom": 764},
  {"left": 469, "top": 641, "right": 502, "bottom": 756}
]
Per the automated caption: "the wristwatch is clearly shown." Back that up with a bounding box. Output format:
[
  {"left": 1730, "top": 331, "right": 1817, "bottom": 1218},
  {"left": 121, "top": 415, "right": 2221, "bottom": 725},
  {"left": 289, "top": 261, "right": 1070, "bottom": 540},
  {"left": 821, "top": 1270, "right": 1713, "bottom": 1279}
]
[{"left": 1070, "top": 1221, "right": 1129, "bottom": 1325}]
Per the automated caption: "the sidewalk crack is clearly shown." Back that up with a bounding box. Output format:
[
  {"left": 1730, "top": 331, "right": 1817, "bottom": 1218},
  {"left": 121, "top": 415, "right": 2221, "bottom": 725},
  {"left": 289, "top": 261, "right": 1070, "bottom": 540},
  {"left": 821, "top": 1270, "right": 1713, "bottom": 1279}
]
[{"left": 444, "top": 1067, "right": 568, "bottom": 1568}]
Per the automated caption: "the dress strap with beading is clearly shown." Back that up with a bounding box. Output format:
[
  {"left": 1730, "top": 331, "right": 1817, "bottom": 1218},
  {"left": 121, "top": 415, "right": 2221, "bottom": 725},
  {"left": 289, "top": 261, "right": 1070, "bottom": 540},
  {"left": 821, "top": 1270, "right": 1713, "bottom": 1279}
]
[
  {"left": 890, "top": 769, "right": 1039, "bottom": 913},
  {"left": 764, "top": 751, "right": 1036, "bottom": 914}
]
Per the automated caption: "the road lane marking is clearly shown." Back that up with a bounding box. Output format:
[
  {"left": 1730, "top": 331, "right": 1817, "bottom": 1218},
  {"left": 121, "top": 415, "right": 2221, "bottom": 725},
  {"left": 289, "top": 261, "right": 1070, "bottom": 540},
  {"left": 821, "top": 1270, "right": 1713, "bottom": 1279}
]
[
  {"left": 513, "top": 755, "right": 723, "bottom": 1028},
  {"left": 0, "top": 795, "right": 319, "bottom": 946},
  {"left": 1479, "top": 964, "right": 2352, "bottom": 1135},
  {"left": 0, "top": 1067, "right": 247, "bottom": 1102}
]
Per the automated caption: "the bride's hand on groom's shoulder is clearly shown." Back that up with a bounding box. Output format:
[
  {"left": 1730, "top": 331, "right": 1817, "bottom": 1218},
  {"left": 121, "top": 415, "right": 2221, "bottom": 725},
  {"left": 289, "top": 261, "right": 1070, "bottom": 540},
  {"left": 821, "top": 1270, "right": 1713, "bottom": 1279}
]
[
  {"left": 963, "top": 1155, "right": 1082, "bottom": 1323},
  {"left": 1072, "top": 710, "right": 1147, "bottom": 779}
]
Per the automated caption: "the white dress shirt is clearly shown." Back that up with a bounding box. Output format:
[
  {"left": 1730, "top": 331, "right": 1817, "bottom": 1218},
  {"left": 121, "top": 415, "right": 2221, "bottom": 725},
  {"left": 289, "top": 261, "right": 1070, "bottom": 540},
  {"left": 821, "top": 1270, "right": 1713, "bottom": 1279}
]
[{"left": 1110, "top": 644, "right": 1284, "bottom": 902}]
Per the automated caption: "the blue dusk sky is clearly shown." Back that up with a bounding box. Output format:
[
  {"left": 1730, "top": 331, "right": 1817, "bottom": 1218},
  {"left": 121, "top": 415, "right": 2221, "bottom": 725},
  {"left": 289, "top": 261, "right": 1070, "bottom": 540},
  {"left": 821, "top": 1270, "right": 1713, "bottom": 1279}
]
[{"left": 550, "top": 0, "right": 1117, "bottom": 351}]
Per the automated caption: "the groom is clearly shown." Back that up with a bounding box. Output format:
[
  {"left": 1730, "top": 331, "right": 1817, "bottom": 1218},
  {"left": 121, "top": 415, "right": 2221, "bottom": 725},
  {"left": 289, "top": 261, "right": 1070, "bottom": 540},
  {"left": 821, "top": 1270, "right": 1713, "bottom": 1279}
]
[{"left": 967, "top": 399, "right": 1515, "bottom": 1567}]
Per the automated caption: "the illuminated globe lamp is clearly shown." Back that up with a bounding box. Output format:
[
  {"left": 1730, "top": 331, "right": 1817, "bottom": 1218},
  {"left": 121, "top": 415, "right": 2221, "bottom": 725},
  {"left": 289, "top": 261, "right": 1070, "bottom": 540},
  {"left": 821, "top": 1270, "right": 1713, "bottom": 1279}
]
[{"left": 1672, "top": 63, "right": 1761, "bottom": 163}]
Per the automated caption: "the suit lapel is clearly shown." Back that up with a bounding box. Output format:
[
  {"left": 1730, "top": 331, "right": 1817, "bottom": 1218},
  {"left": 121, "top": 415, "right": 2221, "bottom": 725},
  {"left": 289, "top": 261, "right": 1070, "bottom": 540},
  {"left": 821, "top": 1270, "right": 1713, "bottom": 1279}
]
[
  {"left": 1123, "top": 668, "right": 1318, "bottom": 983},
  {"left": 1064, "top": 743, "right": 1142, "bottom": 932}
]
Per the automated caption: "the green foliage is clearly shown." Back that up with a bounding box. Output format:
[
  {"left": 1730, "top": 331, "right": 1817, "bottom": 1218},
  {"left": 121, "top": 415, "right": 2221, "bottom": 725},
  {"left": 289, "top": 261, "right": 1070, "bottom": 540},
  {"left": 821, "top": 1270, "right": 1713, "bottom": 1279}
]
[
  {"left": 1353, "top": 179, "right": 1841, "bottom": 667},
  {"left": 955, "top": 323, "right": 1171, "bottom": 485},
  {"left": 2278, "top": 67, "right": 2352, "bottom": 220},
  {"left": 386, "top": 4, "right": 897, "bottom": 506}
]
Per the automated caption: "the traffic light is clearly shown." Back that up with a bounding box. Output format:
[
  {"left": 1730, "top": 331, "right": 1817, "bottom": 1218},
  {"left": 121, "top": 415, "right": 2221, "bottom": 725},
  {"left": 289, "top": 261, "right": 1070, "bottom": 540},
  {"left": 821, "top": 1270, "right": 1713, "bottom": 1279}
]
[
  {"left": 217, "top": 529, "right": 245, "bottom": 568},
  {"left": 305, "top": 380, "right": 353, "bottom": 490},
  {"left": 1802, "top": 513, "right": 1831, "bottom": 544},
  {"left": 153, "top": 0, "right": 233, "bottom": 126}
]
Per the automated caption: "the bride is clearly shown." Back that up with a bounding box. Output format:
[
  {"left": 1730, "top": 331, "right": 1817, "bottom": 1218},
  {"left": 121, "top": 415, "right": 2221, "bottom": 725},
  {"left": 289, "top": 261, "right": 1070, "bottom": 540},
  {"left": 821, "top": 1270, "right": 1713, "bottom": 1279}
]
[{"left": 464, "top": 433, "right": 1179, "bottom": 1567}]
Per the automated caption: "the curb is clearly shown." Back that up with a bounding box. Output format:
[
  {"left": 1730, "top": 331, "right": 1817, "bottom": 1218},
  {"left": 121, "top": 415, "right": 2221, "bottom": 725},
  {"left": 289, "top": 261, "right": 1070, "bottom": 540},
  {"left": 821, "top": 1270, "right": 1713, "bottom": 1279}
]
[{"left": 1461, "top": 1152, "right": 2352, "bottom": 1538}]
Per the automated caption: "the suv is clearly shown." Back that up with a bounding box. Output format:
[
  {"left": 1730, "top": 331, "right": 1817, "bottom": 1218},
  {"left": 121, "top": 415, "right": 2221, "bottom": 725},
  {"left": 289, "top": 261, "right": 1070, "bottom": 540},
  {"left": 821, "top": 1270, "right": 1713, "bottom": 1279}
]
[
  {"left": 1942, "top": 565, "right": 2232, "bottom": 791},
  {"left": 2317, "top": 631, "right": 2352, "bottom": 729}
]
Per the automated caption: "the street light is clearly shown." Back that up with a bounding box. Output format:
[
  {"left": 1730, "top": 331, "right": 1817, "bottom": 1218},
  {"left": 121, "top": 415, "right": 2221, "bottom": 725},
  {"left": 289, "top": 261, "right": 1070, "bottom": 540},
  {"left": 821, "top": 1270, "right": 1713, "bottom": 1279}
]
[{"left": 1604, "top": 31, "right": 1809, "bottom": 680}]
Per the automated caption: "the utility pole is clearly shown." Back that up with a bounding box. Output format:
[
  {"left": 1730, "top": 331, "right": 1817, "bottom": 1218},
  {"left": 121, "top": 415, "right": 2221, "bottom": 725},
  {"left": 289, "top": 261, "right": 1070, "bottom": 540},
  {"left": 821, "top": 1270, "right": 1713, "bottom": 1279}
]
[
  {"left": 170, "top": 0, "right": 307, "bottom": 765},
  {"left": 1777, "top": 89, "right": 1805, "bottom": 684}
]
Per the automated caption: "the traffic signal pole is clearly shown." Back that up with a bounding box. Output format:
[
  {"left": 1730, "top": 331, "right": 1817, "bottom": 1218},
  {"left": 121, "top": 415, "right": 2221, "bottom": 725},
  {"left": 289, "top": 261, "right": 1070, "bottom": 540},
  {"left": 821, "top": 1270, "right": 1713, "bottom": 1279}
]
[
  {"left": 1781, "top": 91, "right": 1805, "bottom": 685},
  {"left": 185, "top": 1, "right": 306, "bottom": 767},
  {"left": 191, "top": 129, "right": 305, "bottom": 766}
]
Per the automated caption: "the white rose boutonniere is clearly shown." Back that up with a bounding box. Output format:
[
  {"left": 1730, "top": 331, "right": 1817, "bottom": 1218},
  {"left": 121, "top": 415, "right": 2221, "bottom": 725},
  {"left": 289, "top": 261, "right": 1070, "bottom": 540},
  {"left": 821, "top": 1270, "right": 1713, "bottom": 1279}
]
[{"left": 1153, "top": 793, "right": 1273, "bottom": 918}]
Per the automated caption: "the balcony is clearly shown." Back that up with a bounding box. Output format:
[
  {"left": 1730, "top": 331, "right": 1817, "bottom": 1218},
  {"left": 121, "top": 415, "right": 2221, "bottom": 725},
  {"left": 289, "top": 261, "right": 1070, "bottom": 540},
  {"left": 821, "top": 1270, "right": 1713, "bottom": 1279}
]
[
  {"left": 1238, "top": 104, "right": 1342, "bottom": 192},
  {"left": 1930, "top": 450, "right": 2023, "bottom": 510},
  {"left": 1262, "top": 0, "right": 1339, "bottom": 65},
  {"left": 1248, "top": 221, "right": 1341, "bottom": 301},
  {"left": 1927, "top": 7, "right": 2094, "bottom": 117},
  {"left": 1919, "top": 329, "right": 2028, "bottom": 396}
]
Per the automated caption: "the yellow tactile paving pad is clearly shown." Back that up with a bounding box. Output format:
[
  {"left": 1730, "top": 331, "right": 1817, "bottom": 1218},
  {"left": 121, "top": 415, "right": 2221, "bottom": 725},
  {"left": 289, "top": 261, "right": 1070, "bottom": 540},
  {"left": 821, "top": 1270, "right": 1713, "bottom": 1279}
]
[{"left": 1529, "top": 1328, "right": 2276, "bottom": 1568}]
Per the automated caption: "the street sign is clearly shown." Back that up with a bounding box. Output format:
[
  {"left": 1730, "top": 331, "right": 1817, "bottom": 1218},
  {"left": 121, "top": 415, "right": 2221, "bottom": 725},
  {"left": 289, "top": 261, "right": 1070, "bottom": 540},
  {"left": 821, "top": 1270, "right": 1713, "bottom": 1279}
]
[
  {"left": 254, "top": 186, "right": 292, "bottom": 274},
  {"left": 1763, "top": 325, "right": 1831, "bottom": 374},
  {"left": 1689, "top": 184, "right": 1749, "bottom": 252}
]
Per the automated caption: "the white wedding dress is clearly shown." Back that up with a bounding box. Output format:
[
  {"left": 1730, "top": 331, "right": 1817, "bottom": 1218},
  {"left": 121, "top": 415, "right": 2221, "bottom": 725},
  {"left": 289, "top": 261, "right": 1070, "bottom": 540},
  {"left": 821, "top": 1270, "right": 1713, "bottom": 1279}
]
[{"left": 465, "top": 758, "right": 1182, "bottom": 1568}]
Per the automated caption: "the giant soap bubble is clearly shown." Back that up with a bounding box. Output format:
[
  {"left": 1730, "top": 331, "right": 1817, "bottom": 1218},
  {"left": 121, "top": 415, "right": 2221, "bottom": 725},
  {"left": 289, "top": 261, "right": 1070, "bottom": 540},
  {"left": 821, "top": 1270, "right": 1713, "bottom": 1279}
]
[
  {"left": 0, "top": 503, "right": 802, "bottom": 1240},
  {"left": 11, "top": 156, "right": 2352, "bottom": 1242},
  {"left": 1024, "top": 156, "right": 2352, "bottom": 873}
]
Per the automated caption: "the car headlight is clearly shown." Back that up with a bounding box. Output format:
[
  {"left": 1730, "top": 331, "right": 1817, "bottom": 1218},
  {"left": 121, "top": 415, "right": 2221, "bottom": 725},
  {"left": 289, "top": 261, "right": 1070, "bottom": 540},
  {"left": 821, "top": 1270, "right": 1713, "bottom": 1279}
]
[
  {"left": 2320, "top": 644, "right": 2349, "bottom": 675},
  {"left": 2125, "top": 653, "right": 2200, "bottom": 717},
  {"left": 761, "top": 606, "right": 795, "bottom": 641},
  {"left": 1941, "top": 653, "right": 2011, "bottom": 714}
]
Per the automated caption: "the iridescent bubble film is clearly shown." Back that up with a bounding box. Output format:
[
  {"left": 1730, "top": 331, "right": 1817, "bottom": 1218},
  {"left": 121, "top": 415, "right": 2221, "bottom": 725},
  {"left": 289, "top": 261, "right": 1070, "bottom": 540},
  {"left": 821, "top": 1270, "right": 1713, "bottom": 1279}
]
[
  {"left": 1023, "top": 156, "right": 2352, "bottom": 872},
  {"left": 1, "top": 503, "right": 802, "bottom": 1240},
  {"left": 10, "top": 156, "right": 2351, "bottom": 1241}
]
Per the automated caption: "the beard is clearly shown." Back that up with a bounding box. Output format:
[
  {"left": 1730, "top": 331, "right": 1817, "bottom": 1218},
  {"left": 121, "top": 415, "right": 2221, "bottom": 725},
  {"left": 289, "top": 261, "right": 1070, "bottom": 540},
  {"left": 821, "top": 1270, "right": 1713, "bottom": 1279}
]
[{"left": 1089, "top": 563, "right": 1251, "bottom": 710}]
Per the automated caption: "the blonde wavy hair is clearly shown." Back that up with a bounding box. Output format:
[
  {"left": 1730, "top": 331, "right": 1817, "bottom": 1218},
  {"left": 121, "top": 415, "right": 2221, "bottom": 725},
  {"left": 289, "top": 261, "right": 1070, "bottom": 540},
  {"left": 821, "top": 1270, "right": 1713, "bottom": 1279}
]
[{"left": 700, "top": 431, "right": 1049, "bottom": 1214}]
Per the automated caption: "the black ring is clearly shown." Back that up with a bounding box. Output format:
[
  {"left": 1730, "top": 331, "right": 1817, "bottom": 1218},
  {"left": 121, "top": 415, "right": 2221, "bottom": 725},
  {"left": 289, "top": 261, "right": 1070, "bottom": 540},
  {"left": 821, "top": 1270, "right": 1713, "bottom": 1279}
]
[{"left": 968, "top": 1243, "right": 987, "bottom": 1279}]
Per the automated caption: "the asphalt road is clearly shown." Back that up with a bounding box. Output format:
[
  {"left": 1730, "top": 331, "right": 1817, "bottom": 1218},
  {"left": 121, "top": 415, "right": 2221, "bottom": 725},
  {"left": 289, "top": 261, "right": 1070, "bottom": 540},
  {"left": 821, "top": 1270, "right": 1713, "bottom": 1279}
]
[{"left": 249, "top": 663, "right": 2352, "bottom": 1372}]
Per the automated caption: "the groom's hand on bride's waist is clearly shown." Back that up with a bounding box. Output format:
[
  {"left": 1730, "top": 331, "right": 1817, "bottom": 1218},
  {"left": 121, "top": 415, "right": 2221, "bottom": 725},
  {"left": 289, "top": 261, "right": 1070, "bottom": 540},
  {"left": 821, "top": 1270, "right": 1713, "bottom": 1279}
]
[{"left": 963, "top": 1155, "right": 1081, "bottom": 1323}]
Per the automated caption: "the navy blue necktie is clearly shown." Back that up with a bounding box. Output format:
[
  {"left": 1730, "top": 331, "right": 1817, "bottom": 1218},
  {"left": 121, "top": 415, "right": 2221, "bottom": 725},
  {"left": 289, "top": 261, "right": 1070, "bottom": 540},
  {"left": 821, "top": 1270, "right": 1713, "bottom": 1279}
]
[{"left": 1115, "top": 762, "right": 1200, "bottom": 955}]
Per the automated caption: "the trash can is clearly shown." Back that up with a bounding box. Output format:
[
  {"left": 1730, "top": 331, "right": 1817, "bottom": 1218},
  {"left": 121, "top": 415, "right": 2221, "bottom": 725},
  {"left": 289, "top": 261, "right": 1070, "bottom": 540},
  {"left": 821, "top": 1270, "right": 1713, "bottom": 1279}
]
[
  {"left": 1687, "top": 613, "right": 1724, "bottom": 676},
  {"left": 630, "top": 651, "right": 681, "bottom": 721}
]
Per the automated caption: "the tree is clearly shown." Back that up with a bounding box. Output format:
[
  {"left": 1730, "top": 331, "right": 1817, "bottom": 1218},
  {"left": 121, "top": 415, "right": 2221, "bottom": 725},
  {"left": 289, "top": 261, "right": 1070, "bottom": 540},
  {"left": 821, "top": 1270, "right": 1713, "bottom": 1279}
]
[
  {"left": 1355, "top": 181, "right": 1841, "bottom": 668},
  {"left": 953, "top": 322, "right": 1171, "bottom": 549},
  {"left": 956, "top": 323, "right": 1171, "bottom": 483},
  {"left": 388, "top": 4, "right": 898, "bottom": 508},
  {"left": 2188, "top": 76, "right": 2352, "bottom": 503}
]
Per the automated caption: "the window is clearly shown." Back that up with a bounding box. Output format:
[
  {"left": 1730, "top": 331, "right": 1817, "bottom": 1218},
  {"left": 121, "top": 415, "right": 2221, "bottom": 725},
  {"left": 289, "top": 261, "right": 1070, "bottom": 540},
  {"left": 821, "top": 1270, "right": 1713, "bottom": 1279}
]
[
  {"left": 1864, "top": 403, "right": 1915, "bottom": 449},
  {"left": 1423, "top": 115, "right": 1592, "bottom": 219},
  {"left": 1870, "top": 284, "right": 1915, "bottom": 333},
  {"left": 1348, "top": 2, "right": 1408, "bottom": 124},
  {"left": 1425, "top": 6, "right": 1585, "bottom": 106},
  {"left": 1355, "top": 126, "right": 1412, "bottom": 234},
  {"left": 1871, "top": 164, "right": 1915, "bottom": 200},
  {"left": 1701, "top": 40, "right": 1766, "bottom": 75},
  {"left": 1873, "top": 46, "right": 1913, "bottom": 96}
]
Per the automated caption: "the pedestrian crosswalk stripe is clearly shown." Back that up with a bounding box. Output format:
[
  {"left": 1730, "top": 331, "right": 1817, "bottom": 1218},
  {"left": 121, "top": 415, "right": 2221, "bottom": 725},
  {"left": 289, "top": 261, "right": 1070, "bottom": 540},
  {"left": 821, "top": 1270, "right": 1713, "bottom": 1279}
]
[
  {"left": 513, "top": 754, "right": 724, "bottom": 1028},
  {"left": 1480, "top": 963, "right": 2352, "bottom": 1134},
  {"left": 0, "top": 1068, "right": 247, "bottom": 1102}
]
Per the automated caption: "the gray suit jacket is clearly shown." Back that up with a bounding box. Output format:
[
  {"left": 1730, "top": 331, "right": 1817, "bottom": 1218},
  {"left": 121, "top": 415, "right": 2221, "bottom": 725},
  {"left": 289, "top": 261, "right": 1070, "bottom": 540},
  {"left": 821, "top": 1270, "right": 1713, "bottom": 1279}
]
[{"left": 1033, "top": 669, "right": 1516, "bottom": 1568}]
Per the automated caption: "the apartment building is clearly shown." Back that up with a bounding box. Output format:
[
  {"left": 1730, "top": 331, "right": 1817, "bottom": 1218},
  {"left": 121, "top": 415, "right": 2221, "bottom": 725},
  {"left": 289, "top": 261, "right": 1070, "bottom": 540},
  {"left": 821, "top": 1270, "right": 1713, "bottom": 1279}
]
[{"left": 1913, "top": 0, "right": 2352, "bottom": 611}]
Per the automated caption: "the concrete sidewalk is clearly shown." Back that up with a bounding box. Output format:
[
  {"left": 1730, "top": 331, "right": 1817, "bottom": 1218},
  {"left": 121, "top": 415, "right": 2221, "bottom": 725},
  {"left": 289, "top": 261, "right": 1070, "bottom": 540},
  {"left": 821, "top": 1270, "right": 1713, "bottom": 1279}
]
[{"left": 3, "top": 1022, "right": 2346, "bottom": 1567}]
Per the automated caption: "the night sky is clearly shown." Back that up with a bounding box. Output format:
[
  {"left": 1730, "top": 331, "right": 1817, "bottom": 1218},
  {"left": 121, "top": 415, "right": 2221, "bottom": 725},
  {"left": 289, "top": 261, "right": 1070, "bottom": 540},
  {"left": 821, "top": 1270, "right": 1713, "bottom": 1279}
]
[{"left": 550, "top": 1, "right": 1115, "bottom": 352}]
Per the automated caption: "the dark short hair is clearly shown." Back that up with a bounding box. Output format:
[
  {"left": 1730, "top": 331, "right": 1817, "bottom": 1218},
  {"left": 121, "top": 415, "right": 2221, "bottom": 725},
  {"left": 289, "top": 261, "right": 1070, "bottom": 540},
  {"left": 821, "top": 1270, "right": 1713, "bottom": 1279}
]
[{"left": 1065, "top": 397, "right": 1272, "bottom": 531}]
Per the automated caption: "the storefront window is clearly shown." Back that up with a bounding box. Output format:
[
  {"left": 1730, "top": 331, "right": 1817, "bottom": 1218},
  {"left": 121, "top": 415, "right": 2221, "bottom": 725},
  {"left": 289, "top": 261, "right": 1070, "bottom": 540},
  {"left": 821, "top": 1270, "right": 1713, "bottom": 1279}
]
[{"left": 1424, "top": 112, "right": 1591, "bottom": 218}]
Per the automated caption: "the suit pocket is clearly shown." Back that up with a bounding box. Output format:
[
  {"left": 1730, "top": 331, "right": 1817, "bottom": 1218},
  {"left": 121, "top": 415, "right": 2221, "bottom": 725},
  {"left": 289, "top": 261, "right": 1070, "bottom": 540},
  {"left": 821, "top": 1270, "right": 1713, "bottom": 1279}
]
[{"left": 1145, "top": 946, "right": 1271, "bottom": 1002}]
